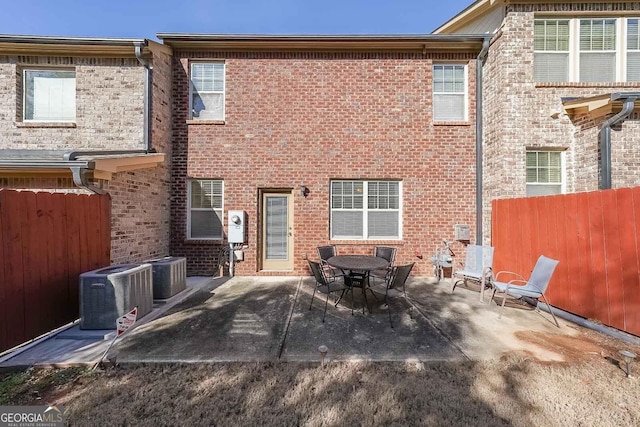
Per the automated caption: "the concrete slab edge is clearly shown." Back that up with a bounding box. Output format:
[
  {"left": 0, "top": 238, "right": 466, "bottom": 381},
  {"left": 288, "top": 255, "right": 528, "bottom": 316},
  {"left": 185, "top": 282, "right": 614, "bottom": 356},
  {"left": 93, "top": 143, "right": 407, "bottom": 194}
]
[
  {"left": 0, "top": 320, "right": 80, "bottom": 364},
  {"left": 538, "top": 303, "right": 640, "bottom": 346},
  {"left": 116, "top": 356, "right": 466, "bottom": 365}
]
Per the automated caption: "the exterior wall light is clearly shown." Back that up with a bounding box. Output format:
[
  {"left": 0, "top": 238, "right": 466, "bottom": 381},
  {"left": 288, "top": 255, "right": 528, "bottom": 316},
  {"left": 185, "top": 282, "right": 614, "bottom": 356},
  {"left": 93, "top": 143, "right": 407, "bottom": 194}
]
[{"left": 300, "top": 184, "right": 309, "bottom": 198}]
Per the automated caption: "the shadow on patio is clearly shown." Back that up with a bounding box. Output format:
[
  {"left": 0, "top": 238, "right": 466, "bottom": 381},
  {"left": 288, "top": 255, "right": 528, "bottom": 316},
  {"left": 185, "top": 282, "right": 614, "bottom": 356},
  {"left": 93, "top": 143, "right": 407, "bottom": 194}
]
[{"left": 115, "top": 274, "right": 578, "bottom": 364}]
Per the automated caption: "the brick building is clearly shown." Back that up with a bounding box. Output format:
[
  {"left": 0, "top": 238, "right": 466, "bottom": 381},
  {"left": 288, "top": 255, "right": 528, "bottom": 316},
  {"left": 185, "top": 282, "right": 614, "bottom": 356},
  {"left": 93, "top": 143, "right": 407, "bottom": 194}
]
[
  {"left": 434, "top": 0, "right": 640, "bottom": 242},
  {"left": 0, "top": 36, "right": 173, "bottom": 263},
  {"left": 160, "top": 35, "right": 488, "bottom": 276}
]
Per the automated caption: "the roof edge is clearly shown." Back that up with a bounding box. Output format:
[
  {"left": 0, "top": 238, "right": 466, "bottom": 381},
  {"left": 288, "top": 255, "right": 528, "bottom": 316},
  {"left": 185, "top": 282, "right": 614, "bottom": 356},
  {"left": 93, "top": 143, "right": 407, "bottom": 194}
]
[
  {"left": 432, "top": 0, "right": 503, "bottom": 34},
  {"left": 0, "top": 35, "right": 154, "bottom": 57},
  {"left": 157, "top": 33, "right": 491, "bottom": 52}
]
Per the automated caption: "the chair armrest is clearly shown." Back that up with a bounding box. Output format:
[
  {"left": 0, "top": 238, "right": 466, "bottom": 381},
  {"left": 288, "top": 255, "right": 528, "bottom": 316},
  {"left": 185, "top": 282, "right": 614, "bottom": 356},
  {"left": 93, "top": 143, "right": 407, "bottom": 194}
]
[
  {"left": 504, "top": 279, "right": 543, "bottom": 294},
  {"left": 495, "top": 270, "right": 526, "bottom": 282}
]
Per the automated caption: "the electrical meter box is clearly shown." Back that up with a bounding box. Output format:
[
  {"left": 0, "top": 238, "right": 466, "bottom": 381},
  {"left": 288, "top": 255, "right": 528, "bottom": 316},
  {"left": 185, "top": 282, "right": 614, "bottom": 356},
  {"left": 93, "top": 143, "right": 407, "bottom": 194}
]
[
  {"left": 454, "top": 224, "right": 470, "bottom": 242},
  {"left": 228, "top": 210, "right": 247, "bottom": 243}
]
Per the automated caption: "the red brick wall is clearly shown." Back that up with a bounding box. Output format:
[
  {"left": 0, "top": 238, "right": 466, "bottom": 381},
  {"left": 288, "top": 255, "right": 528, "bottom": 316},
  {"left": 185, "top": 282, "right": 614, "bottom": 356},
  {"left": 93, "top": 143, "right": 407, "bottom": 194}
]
[{"left": 170, "top": 51, "right": 478, "bottom": 276}]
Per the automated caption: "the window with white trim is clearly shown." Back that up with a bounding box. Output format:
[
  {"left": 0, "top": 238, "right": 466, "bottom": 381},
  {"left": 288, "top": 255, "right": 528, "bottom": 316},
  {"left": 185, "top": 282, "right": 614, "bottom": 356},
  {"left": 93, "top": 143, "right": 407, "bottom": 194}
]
[
  {"left": 190, "top": 62, "right": 225, "bottom": 120},
  {"left": 534, "top": 17, "right": 640, "bottom": 82},
  {"left": 24, "top": 69, "right": 76, "bottom": 122},
  {"left": 330, "top": 180, "right": 401, "bottom": 240},
  {"left": 526, "top": 150, "right": 563, "bottom": 197},
  {"left": 628, "top": 19, "right": 640, "bottom": 81},
  {"left": 433, "top": 64, "right": 467, "bottom": 122},
  {"left": 579, "top": 19, "right": 617, "bottom": 82},
  {"left": 534, "top": 19, "right": 570, "bottom": 82},
  {"left": 188, "top": 179, "right": 224, "bottom": 239}
]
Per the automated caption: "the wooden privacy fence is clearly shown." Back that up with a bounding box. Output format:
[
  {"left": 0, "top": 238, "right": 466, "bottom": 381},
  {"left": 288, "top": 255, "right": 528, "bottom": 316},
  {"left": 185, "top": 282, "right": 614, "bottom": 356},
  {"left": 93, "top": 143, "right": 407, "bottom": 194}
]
[
  {"left": 0, "top": 190, "right": 110, "bottom": 353},
  {"left": 492, "top": 186, "right": 640, "bottom": 336}
]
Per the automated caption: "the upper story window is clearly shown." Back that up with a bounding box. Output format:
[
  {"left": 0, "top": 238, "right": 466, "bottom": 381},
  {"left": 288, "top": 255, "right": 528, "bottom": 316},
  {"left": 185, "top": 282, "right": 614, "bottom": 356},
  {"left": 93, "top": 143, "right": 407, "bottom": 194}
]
[
  {"left": 433, "top": 64, "right": 467, "bottom": 122},
  {"left": 190, "top": 62, "right": 225, "bottom": 121},
  {"left": 330, "top": 180, "right": 402, "bottom": 240},
  {"left": 579, "top": 19, "right": 617, "bottom": 82},
  {"left": 24, "top": 69, "right": 76, "bottom": 122},
  {"left": 526, "top": 150, "right": 564, "bottom": 197},
  {"left": 187, "top": 179, "right": 224, "bottom": 239},
  {"left": 534, "top": 20, "right": 570, "bottom": 82},
  {"left": 628, "top": 19, "right": 640, "bottom": 81},
  {"left": 534, "top": 17, "right": 639, "bottom": 83}
]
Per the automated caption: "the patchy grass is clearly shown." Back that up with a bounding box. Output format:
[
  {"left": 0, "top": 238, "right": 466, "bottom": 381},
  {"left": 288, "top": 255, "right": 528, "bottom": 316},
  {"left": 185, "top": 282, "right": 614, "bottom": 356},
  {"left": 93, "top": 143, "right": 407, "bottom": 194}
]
[
  {"left": 2, "top": 352, "right": 640, "bottom": 426},
  {"left": 0, "top": 367, "right": 91, "bottom": 405}
]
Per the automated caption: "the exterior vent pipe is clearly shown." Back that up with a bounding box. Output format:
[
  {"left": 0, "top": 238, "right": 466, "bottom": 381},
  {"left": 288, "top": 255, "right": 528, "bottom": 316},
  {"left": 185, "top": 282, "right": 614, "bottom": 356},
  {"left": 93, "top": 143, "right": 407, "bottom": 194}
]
[{"left": 599, "top": 95, "right": 637, "bottom": 190}]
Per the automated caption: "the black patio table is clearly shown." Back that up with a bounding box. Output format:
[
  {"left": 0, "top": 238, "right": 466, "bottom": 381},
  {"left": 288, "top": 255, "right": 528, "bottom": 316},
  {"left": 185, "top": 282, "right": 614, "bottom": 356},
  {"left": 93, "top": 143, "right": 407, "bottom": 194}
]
[{"left": 327, "top": 255, "right": 389, "bottom": 314}]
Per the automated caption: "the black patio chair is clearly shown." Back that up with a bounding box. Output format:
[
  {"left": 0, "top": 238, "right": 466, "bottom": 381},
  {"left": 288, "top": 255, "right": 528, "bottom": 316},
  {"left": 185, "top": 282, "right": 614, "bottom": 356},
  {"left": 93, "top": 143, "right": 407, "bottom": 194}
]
[
  {"left": 381, "top": 263, "right": 415, "bottom": 328},
  {"left": 308, "top": 260, "right": 348, "bottom": 322},
  {"left": 370, "top": 246, "right": 397, "bottom": 284},
  {"left": 317, "top": 245, "right": 342, "bottom": 282}
]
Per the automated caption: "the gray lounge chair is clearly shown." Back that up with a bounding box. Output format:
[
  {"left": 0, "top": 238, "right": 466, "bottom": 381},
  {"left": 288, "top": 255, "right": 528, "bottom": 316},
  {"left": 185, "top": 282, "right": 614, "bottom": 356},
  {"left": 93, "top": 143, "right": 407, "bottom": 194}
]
[
  {"left": 490, "top": 255, "right": 560, "bottom": 327},
  {"left": 452, "top": 244, "right": 494, "bottom": 302}
]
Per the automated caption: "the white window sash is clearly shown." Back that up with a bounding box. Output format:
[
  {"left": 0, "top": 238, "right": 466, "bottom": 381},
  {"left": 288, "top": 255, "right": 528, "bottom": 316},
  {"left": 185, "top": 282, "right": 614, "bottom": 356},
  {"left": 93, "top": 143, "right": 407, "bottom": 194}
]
[
  {"left": 330, "top": 181, "right": 402, "bottom": 240},
  {"left": 534, "top": 17, "right": 640, "bottom": 82},
  {"left": 189, "top": 62, "right": 226, "bottom": 120},
  {"left": 187, "top": 179, "right": 225, "bottom": 240},
  {"left": 525, "top": 151, "right": 565, "bottom": 197},
  {"left": 432, "top": 64, "right": 468, "bottom": 122}
]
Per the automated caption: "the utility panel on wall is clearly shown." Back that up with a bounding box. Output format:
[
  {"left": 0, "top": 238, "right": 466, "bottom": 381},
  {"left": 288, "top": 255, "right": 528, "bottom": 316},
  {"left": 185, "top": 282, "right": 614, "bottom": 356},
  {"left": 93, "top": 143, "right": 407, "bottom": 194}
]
[
  {"left": 228, "top": 210, "right": 247, "bottom": 243},
  {"left": 454, "top": 224, "right": 470, "bottom": 242}
]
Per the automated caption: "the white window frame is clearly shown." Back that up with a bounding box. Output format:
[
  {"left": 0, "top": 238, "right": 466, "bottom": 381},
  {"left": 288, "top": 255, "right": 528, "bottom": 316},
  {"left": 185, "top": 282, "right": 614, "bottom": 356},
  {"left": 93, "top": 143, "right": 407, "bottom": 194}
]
[
  {"left": 533, "top": 19, "right": 571, "bottom": 82},
  {"left": 432, "top": 64, "right": 468, "bottom": 122},
  {"left": 626, "top": 18, "right": 640, "bottom": 80},
  {"left": 330, "top": 180, "right": 403, "bottom": 240},
  {"left": 189, "top": 61, "right": 226, "bottom": 121},
  {"left": 525, "top": 150, "right": 566, "bottom": 197},
  {"left": 535, "top": 17, "right": 640, "bottom": 82},
  {"left": 187, "top": 179, "right": 224, "bottom": 240},
  {"left": 23, "top": 68, "right": 76, "bottom": 122},
  {"left": 577, "top": 18, "right": 618, "bottom": 82}
]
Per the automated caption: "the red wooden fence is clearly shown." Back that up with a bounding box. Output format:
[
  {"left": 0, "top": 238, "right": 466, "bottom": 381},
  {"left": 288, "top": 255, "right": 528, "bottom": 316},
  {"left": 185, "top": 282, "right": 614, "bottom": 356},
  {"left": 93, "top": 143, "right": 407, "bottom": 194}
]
[
  {"left": 492, "top": 187, "right": 640, "bottom": 336},
  {"left": 0, "top": 190, "right": 111, "bottom": 353}
]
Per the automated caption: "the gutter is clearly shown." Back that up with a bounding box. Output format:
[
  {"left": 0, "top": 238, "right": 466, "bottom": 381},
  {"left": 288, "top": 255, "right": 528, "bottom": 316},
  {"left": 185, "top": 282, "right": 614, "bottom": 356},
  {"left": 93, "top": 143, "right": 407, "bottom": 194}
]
[
  {"left": 0, "top": 34, "right": 147, "bottom": 45},
  {"left": 599, "top": 93, "right": 638, "bottom": 190},
  {"left": 134, "top": 41, "right": 152, "bottom": 152},
  {"left": 475, "top": 38, "right": 490, "bottom": 244}
]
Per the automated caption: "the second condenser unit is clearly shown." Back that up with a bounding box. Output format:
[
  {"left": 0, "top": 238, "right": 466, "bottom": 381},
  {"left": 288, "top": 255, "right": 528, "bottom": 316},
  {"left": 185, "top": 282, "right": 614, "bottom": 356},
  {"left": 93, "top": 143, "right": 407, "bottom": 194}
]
[{"left": 146, "top": 256, "right": 187, "bottom": 299}]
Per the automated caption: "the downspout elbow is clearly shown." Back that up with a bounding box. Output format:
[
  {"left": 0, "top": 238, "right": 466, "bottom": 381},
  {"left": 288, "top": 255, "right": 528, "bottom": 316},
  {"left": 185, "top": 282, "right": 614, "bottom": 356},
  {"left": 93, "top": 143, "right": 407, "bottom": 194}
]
[
  {"left": 599, "top": 96, "right": 637, "bottom": 189},
  {"left": 70, "top": 165, "right": 105, "bottom": 195},
  {"left": 134, "top": 41, "right": 152, "bottom": 153}
]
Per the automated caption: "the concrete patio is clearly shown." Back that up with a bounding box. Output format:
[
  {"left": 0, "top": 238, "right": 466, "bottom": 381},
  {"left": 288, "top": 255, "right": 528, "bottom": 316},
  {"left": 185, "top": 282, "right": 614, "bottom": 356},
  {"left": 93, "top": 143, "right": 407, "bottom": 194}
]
[{"left": 113, "top": 275, "right": 582, "bottom": 364}]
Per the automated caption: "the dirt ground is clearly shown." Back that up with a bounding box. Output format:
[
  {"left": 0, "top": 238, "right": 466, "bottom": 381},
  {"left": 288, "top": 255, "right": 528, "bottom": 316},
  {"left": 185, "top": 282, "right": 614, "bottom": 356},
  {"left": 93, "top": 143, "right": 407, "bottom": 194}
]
[{"left": 2, "top": 327, "right": 640, "bottom": 426}]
